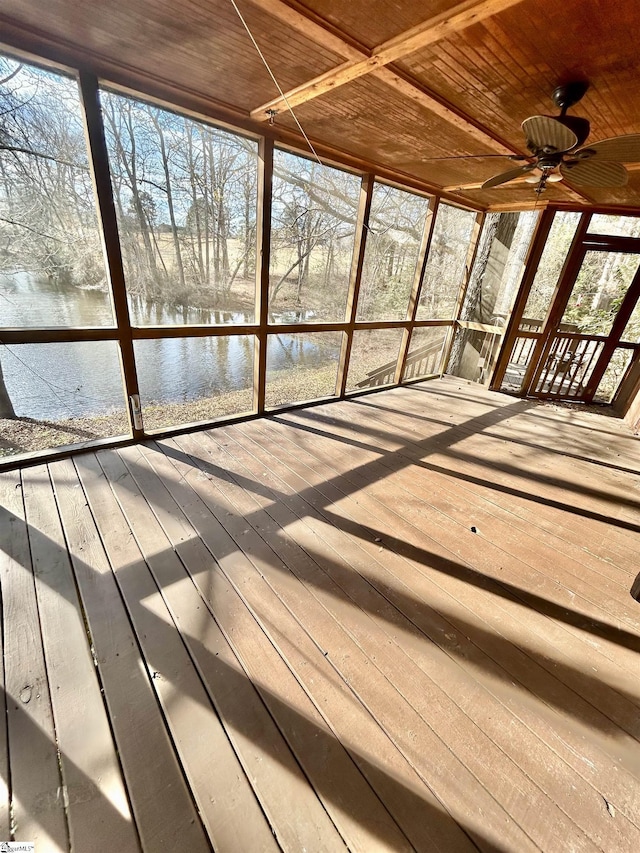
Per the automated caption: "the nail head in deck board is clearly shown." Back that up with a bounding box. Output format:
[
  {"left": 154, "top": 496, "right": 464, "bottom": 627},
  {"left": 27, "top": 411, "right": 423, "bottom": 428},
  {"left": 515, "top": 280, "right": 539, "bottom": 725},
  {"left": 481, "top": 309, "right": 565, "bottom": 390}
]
[
  {"left": 49, "top": 457, "right": 211, "bottom": 853},
  {"left": 81, "top": 451, "right": 279, "bottom": 853},
  {"left": 0, "top": 471, "right": 68, "bottom": 851},
  {"left": 20, "top": 465, "right": 140, "bottom": 853}
]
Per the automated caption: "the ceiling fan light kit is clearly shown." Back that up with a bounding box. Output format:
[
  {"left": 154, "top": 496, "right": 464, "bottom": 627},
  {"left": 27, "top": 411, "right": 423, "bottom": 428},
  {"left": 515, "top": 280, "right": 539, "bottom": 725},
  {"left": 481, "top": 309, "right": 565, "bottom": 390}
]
[{"left": 480, "top": 81, "right": 640, "bottom": 194}]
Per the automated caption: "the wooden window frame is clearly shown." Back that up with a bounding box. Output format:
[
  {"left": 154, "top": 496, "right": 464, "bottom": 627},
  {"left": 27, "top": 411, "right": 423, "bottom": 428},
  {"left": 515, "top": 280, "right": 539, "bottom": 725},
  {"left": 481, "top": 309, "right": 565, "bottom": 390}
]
[{"left": 4, "top": 45, "right": 635, "bottom": 471}]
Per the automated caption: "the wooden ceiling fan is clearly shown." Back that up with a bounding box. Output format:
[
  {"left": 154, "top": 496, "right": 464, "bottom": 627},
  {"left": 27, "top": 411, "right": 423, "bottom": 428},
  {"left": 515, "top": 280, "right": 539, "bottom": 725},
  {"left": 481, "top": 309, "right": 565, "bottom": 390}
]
[{"left": 482, "top": 81, "right": 640, "bottom": 194}]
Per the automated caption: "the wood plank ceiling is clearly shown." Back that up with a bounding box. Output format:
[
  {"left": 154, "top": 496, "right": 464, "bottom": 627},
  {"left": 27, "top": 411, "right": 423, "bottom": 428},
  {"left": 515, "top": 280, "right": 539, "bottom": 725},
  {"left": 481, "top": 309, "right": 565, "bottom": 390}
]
[{"left": 1, "top": 0, "right": 639, "bottom": 211}]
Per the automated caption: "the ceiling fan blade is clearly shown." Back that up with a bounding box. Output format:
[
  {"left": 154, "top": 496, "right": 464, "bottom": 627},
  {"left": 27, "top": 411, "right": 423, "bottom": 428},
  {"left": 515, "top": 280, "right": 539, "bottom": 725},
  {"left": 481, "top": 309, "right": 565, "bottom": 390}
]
[
  {"left": 560, "top": 159, "right": 628, "bottom": 188},
  {"left": 482, "top": 163, "right": 536, "bottom": 189},
  {"left": 521, "top": 115, "right": 578, "bottom": 153},
  {"left": 574, "top": 134, "right": 640, "bottom": 163}
]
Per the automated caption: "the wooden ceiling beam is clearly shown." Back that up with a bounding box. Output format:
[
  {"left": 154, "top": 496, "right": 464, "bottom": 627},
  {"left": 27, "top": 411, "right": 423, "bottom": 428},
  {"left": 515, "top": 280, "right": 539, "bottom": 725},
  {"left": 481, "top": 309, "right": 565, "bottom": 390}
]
[
  {"left": 250, "top": 0, "right": 525, "bottom": 120},
  {"left": 246, "top": 0, "right": 364, "bottom": 60}
]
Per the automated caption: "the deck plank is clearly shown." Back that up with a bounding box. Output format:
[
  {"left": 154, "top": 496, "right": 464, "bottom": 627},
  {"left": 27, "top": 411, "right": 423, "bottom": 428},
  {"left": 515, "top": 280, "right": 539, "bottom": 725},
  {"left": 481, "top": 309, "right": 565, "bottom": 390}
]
[
  {"left": 2, "top": 378, "right": 639, "bottom": 852},
  {"left": 268, "top": 405, "right": 640, "bottom": 681},
  {"left": 218, "top": 416, "right": 640, "bottom": 837},
  {"left": 239, "top": 410, "right": 637, "bottom": 767},
  {"left": 379, "top": 383, "right": 640, "bottom": 563},
  {"left": 194, "top": 423, "right": 635, "bottom": 851},
  {"left": 135, "top": 438, "right": 480, "bottom": 853},
  {"left": 346, "top": 391, "right": 638, "bottom": 587},
  {"left": 49, "top": 457, "right": 211, "bottom": 853},
  {"left": 0, "top": 470, "right": 68, "bottom": 850},
  {"left": 270, "top": 402, "right": 640, "bottom": 649},
  {"left": 79, "top": 451, "right": 279, "bottom": 853},
  {"left": 20, "top": 465, "right": 140, "bottom": 852},
  {"left": 120, "top": 442, "right": 422, "bottom": 853},
  {"left": 99, "top": 447, "right": 354, "bottom": 853},
  {"left": 142, "top": 436, "right": 546, "bottom": 853}
]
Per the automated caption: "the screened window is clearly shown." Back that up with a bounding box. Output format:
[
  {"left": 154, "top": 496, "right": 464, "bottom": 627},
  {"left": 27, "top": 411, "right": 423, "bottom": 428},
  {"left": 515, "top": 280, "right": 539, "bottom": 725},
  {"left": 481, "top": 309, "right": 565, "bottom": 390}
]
[
  {"left": 269, "top": 151, "right": 361, "bottom": 323},
  {"left": 134, "top": 335, "right": 254, "bottom": 430},
  {"left": 346, "top": 329, "right": 403, "bottom": 392},
  {"left": 561, "top": 252, "right": 640, "bottom": 336},
  {"left": 588, "top": 214, "right": 640, "bottom": 238},
  {"left": 417, "top": 203, "right": 477, "bottom": 320},
  {"left": 593, "top": 349, "right": 634, "bottom": 403},
  {"left": 621, "top": 297, "right": 640, "bottom": 343},
  {"left": 0, "top": 57, "right": 111, "bottom": 328},
  {"left": 102, "top": 90, "right": 259, "bottom": 325},
  {"left": 459, "top": 211, "right": 539, "bottom": 325},
  {"left": 265, "top": 332, "right": 342, "bottom": 409},
  {"left": 0, "top": 341, "right": 129, "bottom": 459},
  {"left": 521, "top": 211, "right": 582, "bottom": 326},
  {"left": 402, "top": 327, "right": 447, "bottom": 381},
  {"left": 357, "top": 184, "right": 429, "bottom": 321}
]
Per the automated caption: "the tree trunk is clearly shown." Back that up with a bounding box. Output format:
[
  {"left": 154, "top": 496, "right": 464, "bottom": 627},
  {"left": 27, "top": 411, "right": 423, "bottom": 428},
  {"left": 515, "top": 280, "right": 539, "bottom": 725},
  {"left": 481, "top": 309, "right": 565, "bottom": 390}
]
[
  {"left": 243, "top": 177, "right": 252, "bottom": 280},
  {"left": 200, "top": 129, "right": 211, "bottom": 288},
  {"left": 0, "top": 358, "right": 16, "bottom": 419},
  {"left": 116, "top": 104, "right": 159, "bottom": 289},
  {"left": 447, "top": 213, "right": 500, "bottom": 375},
  {"left": 150, "top": 110, "right": 186, "bottom": 292},
  {"left": 186, "top": 125, "right": 204, "bottom": 285}
]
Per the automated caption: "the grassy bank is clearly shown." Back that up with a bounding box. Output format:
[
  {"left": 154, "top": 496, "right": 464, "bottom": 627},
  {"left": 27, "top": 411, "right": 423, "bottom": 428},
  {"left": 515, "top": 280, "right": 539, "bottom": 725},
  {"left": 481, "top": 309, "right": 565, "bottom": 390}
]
[{"left": 0, "top": 363, "right": 340, "bottom": 460}]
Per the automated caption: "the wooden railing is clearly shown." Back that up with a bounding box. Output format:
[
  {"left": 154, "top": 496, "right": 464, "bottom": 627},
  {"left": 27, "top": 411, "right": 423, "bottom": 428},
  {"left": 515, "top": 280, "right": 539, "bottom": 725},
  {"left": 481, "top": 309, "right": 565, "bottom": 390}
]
[
  {"left": 355, "top": 336, "right": 446, "bottom": 388},
  {"left": 510, "top": 318, "right": 580, "bottom": 368},
  {"left": 533, "top": 334, "right": 605, "bottom": 397}
]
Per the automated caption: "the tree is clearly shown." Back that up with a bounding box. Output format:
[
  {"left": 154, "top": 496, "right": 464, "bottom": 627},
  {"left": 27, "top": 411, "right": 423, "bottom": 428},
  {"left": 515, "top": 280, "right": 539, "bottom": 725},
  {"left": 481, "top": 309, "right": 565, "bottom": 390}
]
[
  {"left": 1, "top": 57, "right": 105, "bottom": 418},
  {"left": 0, "top": 355, "right": 16, "bottom": 418},
  {"left": 356, "top": 183, "right": 429, "bottom": 321},
  {"left": 269, "top": 151, "right": 361, "bottom": 320}
]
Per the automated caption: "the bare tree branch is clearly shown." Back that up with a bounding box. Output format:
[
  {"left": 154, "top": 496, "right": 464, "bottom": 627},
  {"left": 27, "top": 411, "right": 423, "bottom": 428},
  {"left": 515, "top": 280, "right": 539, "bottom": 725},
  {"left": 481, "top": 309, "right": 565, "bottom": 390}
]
[{"left": 0, "top": 143, "right": 86, "bottom": 170}]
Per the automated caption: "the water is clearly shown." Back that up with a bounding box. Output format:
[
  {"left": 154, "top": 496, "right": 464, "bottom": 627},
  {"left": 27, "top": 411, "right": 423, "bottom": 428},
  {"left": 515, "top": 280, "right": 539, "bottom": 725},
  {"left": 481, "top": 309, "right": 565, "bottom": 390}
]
[{"left": 0, "top": 273, "right": 338, "bottom": 420}]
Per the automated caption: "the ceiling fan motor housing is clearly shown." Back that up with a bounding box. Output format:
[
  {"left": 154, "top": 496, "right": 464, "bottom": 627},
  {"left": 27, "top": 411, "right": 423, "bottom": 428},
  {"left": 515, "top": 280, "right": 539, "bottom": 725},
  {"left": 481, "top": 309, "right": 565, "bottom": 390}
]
[
  {"left": 481, "top": 80, "right": 639, "bottom": 191},
  {"left": 552, "top": 81, "right": 590, "bottom": 112}
]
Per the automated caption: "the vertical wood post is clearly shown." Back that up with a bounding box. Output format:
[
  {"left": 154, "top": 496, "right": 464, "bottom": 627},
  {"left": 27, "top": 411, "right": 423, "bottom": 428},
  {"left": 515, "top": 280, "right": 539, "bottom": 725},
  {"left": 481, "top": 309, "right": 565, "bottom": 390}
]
[
  {"left": 254, "top": 137, "right": 273, "bottom": 413},
  {"left": 335, "top": 173, "right": 374, "bottom": 397},
  {"left": 78, "top": 71, "right": 142, "bottom": 439},
  {"left": 490, "top": 206, "right": 555, "bottom": 391},
  {"left": 395, "top": 196, "right": 439, "bottom": 384}
]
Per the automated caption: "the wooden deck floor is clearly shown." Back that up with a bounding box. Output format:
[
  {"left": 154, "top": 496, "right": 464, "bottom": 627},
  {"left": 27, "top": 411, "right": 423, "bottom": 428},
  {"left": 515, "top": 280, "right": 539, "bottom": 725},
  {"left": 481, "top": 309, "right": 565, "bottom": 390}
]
[{"left": 1, "top": 377, "right": 639, "bottom": 852}]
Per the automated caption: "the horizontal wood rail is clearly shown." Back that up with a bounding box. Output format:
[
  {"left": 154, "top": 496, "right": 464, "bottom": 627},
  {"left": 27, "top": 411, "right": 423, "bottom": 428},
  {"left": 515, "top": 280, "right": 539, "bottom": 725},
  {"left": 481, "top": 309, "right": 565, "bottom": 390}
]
[{"left": 355, "top": 336, "right": 447, "bottom": 389}]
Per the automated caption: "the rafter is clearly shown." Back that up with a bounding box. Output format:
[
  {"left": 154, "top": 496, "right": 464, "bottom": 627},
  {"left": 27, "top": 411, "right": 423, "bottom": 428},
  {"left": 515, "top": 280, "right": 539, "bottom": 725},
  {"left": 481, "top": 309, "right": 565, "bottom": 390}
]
[{"left": 250, "top": 0, "right": 525, "bottom": 120}]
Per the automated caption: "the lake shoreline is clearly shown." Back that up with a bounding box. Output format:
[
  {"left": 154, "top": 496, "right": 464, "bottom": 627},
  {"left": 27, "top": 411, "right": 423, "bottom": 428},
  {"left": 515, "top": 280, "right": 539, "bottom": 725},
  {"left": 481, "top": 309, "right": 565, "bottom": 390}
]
[{"left": 0, "top": 363, "right": 342, "bottom": 459}]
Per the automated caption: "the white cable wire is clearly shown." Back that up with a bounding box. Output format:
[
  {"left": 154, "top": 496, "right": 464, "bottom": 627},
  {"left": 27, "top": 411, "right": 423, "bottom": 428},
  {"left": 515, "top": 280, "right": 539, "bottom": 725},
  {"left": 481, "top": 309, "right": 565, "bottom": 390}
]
[{"left": 228, "top": 0, "right": 324, "bottom": 168}]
